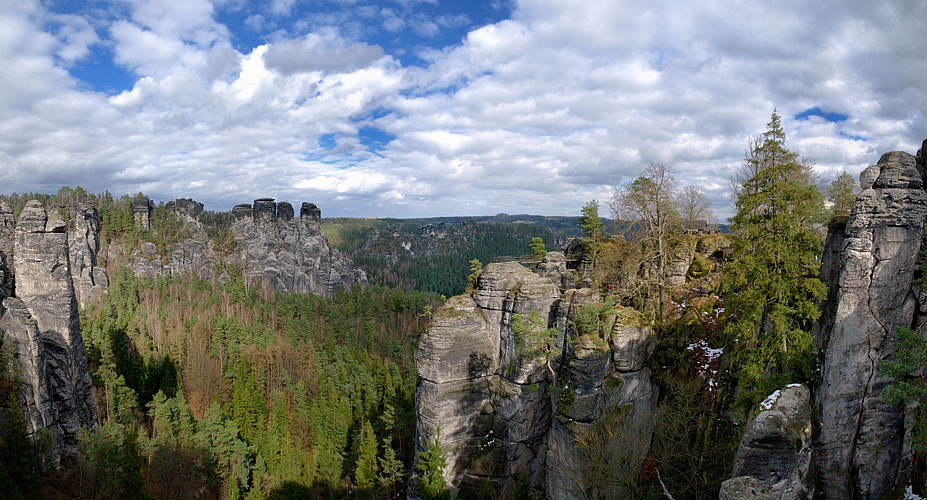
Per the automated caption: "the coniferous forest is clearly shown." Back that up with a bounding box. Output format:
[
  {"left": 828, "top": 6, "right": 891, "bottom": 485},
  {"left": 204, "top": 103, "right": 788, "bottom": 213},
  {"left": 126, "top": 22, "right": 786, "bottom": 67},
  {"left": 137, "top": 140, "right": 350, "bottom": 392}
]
[{"left": 0, "top": 190, "right": 446, "bottom": 499}]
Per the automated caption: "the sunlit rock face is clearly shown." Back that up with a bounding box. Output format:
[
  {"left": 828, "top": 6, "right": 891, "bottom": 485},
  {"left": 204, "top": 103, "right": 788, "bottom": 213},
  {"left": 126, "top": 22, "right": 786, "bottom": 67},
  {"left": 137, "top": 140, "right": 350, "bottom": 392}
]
[
  {"left": 228, "top": 199, "right": 367, "bottom": 297},
  {"left": 0, "top": 200, "right": 98, "bottom": 463},
  {"left": 814, "top": 146, "right": 927, "bottom": 498},
  {"left": 117, "top": 197, "right": 366, "bottom": 298},
  {"left": 68, "top": 203, "right": 108, "bottom": 308},
  {"left": 413, "top": 261, "right": 656, "bottom": 498}
]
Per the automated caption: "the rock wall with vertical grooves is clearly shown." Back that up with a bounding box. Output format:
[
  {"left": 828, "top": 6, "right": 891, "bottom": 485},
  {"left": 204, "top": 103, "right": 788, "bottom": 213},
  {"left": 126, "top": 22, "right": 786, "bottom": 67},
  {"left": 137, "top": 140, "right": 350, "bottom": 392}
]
[
  {"left": 228, "top": 199, "right": 367, "bottom": 297},
  {"left": 413, "top": 253, "right": 655, "bottom": 498},
  {"left": 0, "top": 200, "right": 98, "bottom": 463},
  {"left": 813, "top": 148, "right": 927, "bottom": 498}
]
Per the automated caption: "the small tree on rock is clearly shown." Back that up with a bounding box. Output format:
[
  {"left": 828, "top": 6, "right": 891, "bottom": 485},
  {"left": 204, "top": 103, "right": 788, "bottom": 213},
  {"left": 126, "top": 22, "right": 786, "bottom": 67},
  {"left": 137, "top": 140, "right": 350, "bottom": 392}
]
[
  {"left": 418, "top": 428, "right": 449, "bottom": 500},
  {"left": 826, "top": 171, "right": 858, "bottom": 217}
]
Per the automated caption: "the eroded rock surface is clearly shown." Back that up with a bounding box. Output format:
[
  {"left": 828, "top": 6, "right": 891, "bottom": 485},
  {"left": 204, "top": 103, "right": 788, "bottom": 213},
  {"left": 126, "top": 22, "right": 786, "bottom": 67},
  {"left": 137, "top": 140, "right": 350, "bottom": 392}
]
[
  {"left": 0, "top": 200, "right": 98, "bottom": 463},
  {"left": 68, "top": 203, "right": 108, "bottom": 307},
  {"left": 814, "top": 148, "right": 927, "bottom": 498},
  {"left": 117, "top": 198, "right": 365, "bottom": 298},
  {"left": 414, "top": 261, "right": 655, "bottom": 498},
  {"left": 228, "top": 200, "right": 367, "bottom": 297},
  {"left": 732, "top": 384, "right": 813, "bottom": 500}
]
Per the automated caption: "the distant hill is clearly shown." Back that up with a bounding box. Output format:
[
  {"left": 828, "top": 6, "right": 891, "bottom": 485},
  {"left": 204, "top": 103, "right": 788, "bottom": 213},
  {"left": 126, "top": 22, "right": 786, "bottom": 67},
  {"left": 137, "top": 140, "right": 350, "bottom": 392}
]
[{"left": 321, "top": 215, "right": 571, "bottom": 297}]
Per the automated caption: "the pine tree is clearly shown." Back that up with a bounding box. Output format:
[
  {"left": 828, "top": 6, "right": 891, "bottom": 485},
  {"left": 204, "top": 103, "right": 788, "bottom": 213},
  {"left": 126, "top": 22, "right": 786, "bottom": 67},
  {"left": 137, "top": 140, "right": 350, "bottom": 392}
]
[
  {"left": 723, "top": 111, "right": 827, "bottom": 409},
  {"left": 418, "top": 428, "right": 449, "bottom": 500},
  {"left": 354, "top": 420, "right": 379, "bottom": 492}
]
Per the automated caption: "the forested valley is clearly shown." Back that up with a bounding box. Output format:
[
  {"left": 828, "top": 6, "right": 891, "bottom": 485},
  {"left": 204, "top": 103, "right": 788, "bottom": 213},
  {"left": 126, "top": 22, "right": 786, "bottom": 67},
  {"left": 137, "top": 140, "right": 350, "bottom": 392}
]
[
  {"left": 0, "top": 190, "right": 446, "bottom": 499},
  {"left": 0, "top": 111, "right": 904, "bottom": 500}
]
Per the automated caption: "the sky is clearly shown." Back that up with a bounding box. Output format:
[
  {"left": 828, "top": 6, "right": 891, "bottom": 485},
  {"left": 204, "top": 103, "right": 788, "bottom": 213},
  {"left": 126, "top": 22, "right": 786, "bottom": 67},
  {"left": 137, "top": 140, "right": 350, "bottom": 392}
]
[{"left": 2, "top": 0, "right": 927, "bottom": 220}]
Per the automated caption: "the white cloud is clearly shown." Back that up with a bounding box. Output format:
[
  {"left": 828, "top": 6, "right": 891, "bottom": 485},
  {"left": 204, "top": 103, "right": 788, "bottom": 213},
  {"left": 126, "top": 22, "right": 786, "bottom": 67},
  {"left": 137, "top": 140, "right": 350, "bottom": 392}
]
[
  {"left": 2, "top": 0, "right": 927, "bottom": 219},
  {"left": 262, "top": 33, "right": 385, "bottom": 74}
]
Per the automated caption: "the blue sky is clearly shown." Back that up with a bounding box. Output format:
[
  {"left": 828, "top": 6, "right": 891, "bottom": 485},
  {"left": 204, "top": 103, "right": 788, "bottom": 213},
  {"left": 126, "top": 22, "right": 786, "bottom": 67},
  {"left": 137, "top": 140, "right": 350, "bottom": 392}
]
[{"left": 2, "top": 0, "right": 927, "bottom": 219}]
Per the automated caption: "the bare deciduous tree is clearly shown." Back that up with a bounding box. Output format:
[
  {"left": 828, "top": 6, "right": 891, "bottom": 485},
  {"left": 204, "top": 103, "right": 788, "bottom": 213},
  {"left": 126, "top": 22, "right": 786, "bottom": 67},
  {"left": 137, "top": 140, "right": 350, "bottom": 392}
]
[
  {"left": 678, "top": 186, "right": 713, "bottom": 223},
  {"left": 609, "top": 163, "right": 681, "bottom": 326}
]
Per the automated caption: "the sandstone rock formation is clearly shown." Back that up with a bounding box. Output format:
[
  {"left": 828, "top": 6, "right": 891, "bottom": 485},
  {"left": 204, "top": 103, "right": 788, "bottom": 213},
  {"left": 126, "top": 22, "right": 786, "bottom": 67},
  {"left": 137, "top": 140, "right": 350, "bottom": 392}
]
[
  {"left": 719, "top": 476, "right": 778, "bottom": 500},
  {"left": 0, "top": 200, "right": 98, "bottom": 463},
  {"left": 228, "top": 199, "right": 367, "bottom": 297},
  {"left": 68, "top": 203, "right": 108, "bottom": 308},
  {"left": 814, "top": 147, "right": 927, "bottom": 498},
  {"left": 414, "top": 261, "right": 655, "bottom": 498},
  {"left": 732, "top": 384, "right": 813, "bottom": 499}
]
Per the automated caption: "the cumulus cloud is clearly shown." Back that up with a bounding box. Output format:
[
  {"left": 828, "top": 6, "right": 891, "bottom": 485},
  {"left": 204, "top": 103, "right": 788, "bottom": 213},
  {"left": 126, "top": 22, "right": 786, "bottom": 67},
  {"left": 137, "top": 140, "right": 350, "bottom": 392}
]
[
  {"left": 2, "top": 0, "right": 927, "bottom": 219},
  {"left": 262, "top": 34, "right": 385, "bottom": 74}
]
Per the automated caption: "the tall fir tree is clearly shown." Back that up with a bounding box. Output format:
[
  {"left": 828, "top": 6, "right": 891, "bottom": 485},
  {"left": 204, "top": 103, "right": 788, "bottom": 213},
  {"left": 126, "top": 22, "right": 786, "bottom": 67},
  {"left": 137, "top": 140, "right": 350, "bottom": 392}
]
[
  {"left": 723, "top": 111, "right": 827, "bottom": 409},
  {"left": 232, "top": 358, "right": 266, "bottom": 447},
  {"left": 354, "top": 420, "right": 379, "bottom": 492}
]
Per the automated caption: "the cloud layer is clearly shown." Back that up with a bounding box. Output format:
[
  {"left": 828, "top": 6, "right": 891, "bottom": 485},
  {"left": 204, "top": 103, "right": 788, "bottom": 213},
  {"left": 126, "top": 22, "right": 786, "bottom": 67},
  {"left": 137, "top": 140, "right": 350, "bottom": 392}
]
[{"left": 2, "top": 0, "right": 926, "bottom": 219}]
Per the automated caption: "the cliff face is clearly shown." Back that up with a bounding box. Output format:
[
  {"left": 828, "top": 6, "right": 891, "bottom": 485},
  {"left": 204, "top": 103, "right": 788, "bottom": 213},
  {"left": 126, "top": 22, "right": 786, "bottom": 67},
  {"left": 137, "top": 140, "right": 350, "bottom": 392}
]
[
  {"left": 813, "top": 147, "right": 927, "bottom": 498},
  {"left": 413, "top": 255, "right": 655, "bottom": 497},
  {"left": 123, "top": 198, "right": 366, "bottom": 298},
  {"left": 0, "top": 200, "right": 98, "bottom": 463},
  {"left": 228, "top": 199, "right": 367, "bottom": 297}
]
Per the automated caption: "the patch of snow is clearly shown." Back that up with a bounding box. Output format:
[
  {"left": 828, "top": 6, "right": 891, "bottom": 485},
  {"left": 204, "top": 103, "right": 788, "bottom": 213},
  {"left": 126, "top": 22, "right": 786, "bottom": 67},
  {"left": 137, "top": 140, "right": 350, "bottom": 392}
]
[
  {"left": 906, "top": 485, "right": 926, "bottom": 500},
  {"left": 759, "top": 390, "right": 781, "bottom": 411}
]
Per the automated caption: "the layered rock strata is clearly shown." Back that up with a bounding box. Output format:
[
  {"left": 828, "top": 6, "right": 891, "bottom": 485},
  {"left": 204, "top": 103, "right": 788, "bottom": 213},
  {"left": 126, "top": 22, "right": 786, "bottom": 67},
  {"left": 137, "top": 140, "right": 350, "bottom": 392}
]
[
  {"left": 1, "top": 200, "right": 98, "bottom": 462},
  {"left": 814, "top": 148, "right": 927, "bottom": 498},
  {"left": 229, "top": 199, "right": 367, "bottom": 297},
  {"left": 414, "top": 257, "right": 655, "bottom": 498},
  {"left": 731, "top": 384, "right": 813, "bottom": 499}
]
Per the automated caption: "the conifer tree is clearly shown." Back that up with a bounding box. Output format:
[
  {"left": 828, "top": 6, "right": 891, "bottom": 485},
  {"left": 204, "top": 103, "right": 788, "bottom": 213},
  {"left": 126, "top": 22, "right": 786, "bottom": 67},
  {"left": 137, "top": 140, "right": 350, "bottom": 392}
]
[
  {"left": 354, "top": 420, "right": 379, "bottom": 492},
  {"left": 827, "top": 171, "right": 858, "bottom": 217},
  {"left": 723, "top": 111, "right": 826, "bottom": 408},
  {"left": 232, "top": 358, "right": 266, "bottom": 446},
  {"left": 418, "top": 428, "right": 449, "bottom": 500}
]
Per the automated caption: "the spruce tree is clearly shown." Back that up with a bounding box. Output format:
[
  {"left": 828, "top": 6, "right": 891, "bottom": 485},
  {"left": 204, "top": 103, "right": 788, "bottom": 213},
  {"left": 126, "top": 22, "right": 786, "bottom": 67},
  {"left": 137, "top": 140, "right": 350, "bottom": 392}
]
[
  {"left": 418, "top": 428, "right": 449, "bottom": 500},
  {"left": 232, "top": 358, "right": 266, "bottom": 446},
  {"left": 723, "top": 111, "right": 827, "bottom": 409},
  {"left": 354, "top": 420, "right": 379, "bottom": 492}
]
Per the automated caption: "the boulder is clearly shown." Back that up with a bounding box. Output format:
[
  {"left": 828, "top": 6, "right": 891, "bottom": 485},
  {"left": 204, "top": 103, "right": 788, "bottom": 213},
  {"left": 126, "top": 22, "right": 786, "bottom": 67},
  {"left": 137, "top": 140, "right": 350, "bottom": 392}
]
[
  {"left": 732, "top": 384, "right": 813, "bottom": 499},
  {"left": 719, "top": 476, "right": 777, "bottom": 500}
]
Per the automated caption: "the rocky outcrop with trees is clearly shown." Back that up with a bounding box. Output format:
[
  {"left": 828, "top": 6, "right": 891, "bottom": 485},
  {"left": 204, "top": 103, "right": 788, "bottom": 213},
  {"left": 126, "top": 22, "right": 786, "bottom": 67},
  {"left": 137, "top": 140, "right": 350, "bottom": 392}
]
[
  {"left": 413, "top": 256, "right": 656, "bottom": 498},
  {"left": 119, "top": 197, "right": 367, "bottom": 298},
  {"left": 228, "top": 199, "right": 367, "bottom": 297}
]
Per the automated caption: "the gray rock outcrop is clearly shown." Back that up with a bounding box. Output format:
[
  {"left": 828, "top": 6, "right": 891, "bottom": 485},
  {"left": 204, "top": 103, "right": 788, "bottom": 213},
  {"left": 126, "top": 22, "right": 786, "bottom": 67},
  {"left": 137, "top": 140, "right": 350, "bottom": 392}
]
[
  {"left": 719, "top": 476, "right": 778, "bottom": 500},
  {"left": 732, "top": 384, "right": 813, "bottom": 500},
  {"left": 0, "top": 200, "right": 98, "bottom": 463},
  {"left": 814, "top": 148, "right": 927, "bottom": 498},
  {"left": 414, "top": 261, "right": 655, "bottom": 498},
  {"left": 228, "top": 199, "right": 367, "bottom": 297},
  {"left": 68, "top": 203, "right": 108, "bottom": 307}
]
